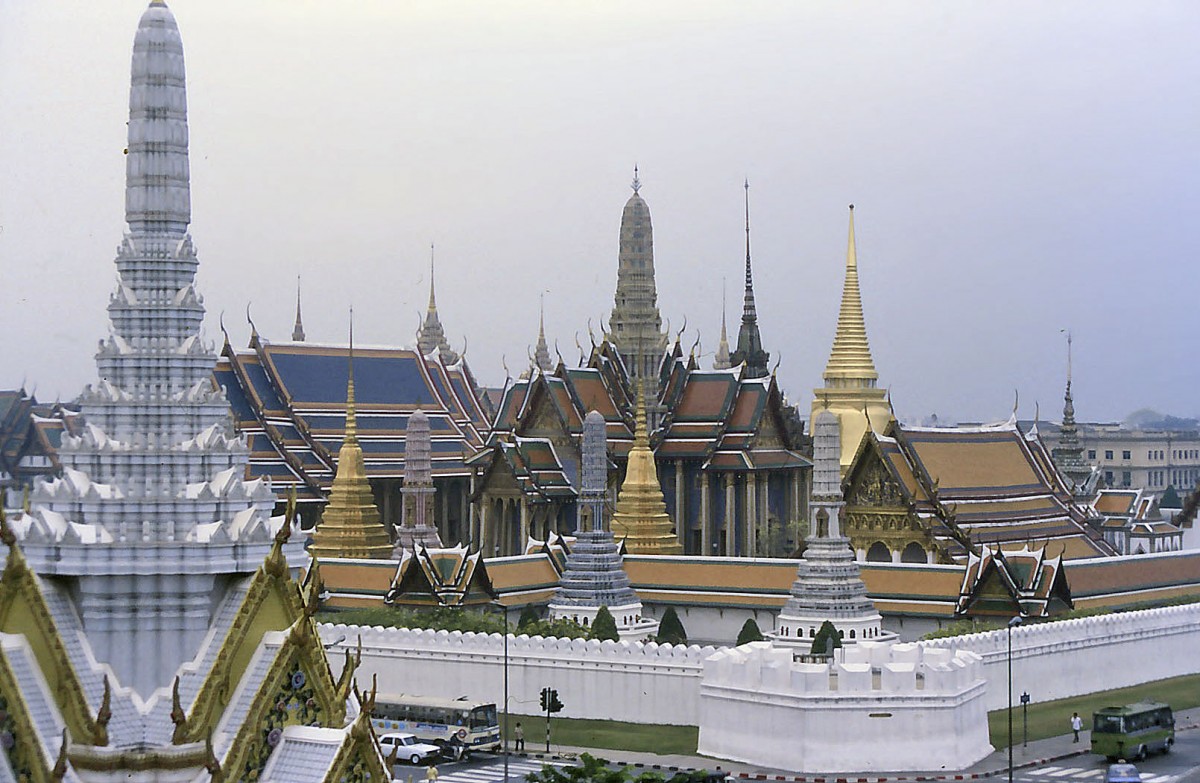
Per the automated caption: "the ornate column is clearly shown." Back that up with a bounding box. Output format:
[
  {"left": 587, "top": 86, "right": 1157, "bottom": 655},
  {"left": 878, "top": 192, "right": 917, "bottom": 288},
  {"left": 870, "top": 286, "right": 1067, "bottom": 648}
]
[
  {"left": 674, "top": 460, "right": 686, "bottom": 550},
  {"left": 478, "top": 500, "right": 490, "bottom": 556},
  {"left": 746, "top": 472, "right": 758, "bottom": 556},
  {"left": 724, "top": 473, "right": 737, "bottom": 557},
  {"left": 700, "top": 472, "right": 712, "bottom": 555},
  {"left": 520, "top": 500, "right": 531, "bottom": 549}
]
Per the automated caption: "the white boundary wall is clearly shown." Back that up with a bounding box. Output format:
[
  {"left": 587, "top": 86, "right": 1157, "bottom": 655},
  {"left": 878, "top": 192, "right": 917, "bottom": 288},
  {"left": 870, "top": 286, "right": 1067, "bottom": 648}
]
[
  {"left": 323, "top": 603, "right": 1200, "bottom": 730},
  {"left": 320, "top": 624, "right": 717, "bottom": 726},
  {"left": 698, "top": 642, "right": 992, "bottom": 772},
  {"left": 920, "top": 603, "right": 1200, "bottom": 712}
]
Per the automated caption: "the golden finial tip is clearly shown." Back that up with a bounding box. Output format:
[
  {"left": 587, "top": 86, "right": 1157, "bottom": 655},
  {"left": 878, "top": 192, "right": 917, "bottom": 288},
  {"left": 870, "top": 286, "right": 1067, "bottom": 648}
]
[{"left": 849, "top": 203, "right": 854, "bottom": 211}]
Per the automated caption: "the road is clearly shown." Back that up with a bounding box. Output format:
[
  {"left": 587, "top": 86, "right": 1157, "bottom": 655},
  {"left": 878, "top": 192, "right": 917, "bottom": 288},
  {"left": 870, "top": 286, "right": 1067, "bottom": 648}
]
[
  {"left": 1014, "top": 731, "right": 1200, "bottom": 783},
  {"left": 389, "top": 751, "right": 566, "bottom": 783}
]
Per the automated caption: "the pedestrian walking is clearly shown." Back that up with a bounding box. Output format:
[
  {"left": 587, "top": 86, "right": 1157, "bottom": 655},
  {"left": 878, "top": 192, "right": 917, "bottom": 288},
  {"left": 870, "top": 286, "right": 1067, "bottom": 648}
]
[
  {"left": 426, "top": 764, "right": 439, "bottom": 783},
  {"left": 514, "top": 722, "right": 525, "bottom": 752},
  {"left": 1071, "top": 712, "right": 1083, "bottom": 742}
]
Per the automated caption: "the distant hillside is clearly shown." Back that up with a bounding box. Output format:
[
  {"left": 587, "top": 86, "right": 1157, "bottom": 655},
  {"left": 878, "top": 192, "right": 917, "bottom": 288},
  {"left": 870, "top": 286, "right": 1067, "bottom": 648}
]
[{"left": 1124, "top": 408, "right": 1200, "bottom": 431}]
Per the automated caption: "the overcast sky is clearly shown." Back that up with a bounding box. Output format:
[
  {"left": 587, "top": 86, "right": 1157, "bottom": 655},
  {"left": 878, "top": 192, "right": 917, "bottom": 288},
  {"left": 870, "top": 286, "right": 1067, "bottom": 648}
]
[{"left": 2, "top": 1, "right": 1198, "bottom": 424}]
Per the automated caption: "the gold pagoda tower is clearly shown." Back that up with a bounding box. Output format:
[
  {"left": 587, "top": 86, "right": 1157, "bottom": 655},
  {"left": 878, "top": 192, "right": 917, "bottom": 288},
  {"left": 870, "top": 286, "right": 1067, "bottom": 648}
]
[
  {"left": 611, "top": 386, "right": 683, "bottom": 554},
  {"left": 812, "top": 205, "right": 892, "bottom": 475},
  {"left": 310, "top": 327, "right": 394, "bottom": 559}
]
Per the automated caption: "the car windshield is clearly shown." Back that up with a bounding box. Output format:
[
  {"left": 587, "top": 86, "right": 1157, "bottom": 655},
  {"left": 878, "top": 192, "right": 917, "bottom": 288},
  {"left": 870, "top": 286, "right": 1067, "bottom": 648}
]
[
  {"left": 471, "top": 705, "right": 498, "bottom": 729},
  {"left": 399, "top": 736, "right": 416, "bottom": 747}
]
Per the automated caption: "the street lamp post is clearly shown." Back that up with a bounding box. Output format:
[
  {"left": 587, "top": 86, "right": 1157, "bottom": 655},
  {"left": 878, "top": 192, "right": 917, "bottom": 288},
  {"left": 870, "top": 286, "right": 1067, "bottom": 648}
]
[
  {"left": 1007, "top": 615, "right": 1024, "bottom": 783},
  {"left": 490, "top": 601, "right": 510, "bottom": 783}
]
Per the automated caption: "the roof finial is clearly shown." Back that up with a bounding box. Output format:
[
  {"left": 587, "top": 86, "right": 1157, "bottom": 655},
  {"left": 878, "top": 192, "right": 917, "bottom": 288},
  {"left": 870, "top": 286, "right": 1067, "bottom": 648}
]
[
  {"left": 631, "top": 164, "right": 641, "bottom": 194},
  {"left": 345, "top": 307, "right": 357, "bottom": 444},
  {"left": 427, "top": 243, "right": 437, "bottom": 312},
  {"left": 292, "top": 275, "right": 306, "bottom": 341}
]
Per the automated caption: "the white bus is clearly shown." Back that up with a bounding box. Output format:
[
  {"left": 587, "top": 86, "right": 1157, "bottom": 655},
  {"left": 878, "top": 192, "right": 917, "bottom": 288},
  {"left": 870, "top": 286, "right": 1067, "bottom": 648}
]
[{"left": 372, "top": 694, "right": 501, "bottom": 755}]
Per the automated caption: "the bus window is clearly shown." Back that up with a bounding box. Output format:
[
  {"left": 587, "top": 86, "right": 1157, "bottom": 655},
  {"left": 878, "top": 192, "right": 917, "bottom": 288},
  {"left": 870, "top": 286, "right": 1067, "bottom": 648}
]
[{"left": 1094, "top": 715, "right": 1123, "bottom": 734}]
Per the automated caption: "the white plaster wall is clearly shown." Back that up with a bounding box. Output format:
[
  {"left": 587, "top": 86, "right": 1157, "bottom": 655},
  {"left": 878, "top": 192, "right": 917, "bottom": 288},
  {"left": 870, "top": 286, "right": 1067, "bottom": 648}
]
[
  {"left": 641, "top": 604, "right": 778, "bottom": 646},
  {"left": 697, "top": 642, "right": 992, "bottom": 773},
  {"left": 921, "top": 603, "right": 1200, "bottom": 712},
  {"left": 320, "top": 624, "right": 717, "bottom": 725}
]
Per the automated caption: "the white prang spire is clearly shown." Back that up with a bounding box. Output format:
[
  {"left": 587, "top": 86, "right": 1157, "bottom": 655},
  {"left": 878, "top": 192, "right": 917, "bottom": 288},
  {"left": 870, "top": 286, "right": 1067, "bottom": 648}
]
[
  {"left": 125, "top": 0, "right": 191, "bottom": 236},
  {"left": 17, "top": 0, "right": 302, "bottom": 698}
]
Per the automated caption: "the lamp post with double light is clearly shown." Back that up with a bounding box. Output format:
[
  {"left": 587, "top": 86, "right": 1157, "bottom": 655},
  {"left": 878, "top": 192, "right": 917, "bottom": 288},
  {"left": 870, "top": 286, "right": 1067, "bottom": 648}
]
[
  {"left": 1007, "top": 615, "right": 1024, "bottom": 783},
  {"left": 489, "top": 601, "right": 510, "bottom": 783}
]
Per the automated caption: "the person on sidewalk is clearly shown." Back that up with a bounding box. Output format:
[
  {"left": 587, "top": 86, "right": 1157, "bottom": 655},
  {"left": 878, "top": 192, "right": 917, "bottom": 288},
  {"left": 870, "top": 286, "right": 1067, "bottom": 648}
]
[
  {"left": 514, "top": 722, "right": 525, "bottom": 753},
  {"left": 426, "top": 764, "right": 439, "bottom": 783},
  {"left": 1072, "top": 712, "right": 1083, "bottom": 742}
]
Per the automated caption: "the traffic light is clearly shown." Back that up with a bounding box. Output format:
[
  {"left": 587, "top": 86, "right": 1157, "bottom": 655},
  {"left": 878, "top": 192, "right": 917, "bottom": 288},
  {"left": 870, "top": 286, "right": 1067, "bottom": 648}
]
[{"left": 539, "top": 687, "right": 563, "bottom": 714}]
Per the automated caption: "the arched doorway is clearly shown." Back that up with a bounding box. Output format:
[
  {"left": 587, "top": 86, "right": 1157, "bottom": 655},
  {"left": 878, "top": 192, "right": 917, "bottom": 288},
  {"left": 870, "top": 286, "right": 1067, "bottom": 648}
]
[
  {"left": 900, "top": 542, "right": 927, "bottom": 563},
  {"left": 866, "top": 541, "right": 891, "bottom": 562}
]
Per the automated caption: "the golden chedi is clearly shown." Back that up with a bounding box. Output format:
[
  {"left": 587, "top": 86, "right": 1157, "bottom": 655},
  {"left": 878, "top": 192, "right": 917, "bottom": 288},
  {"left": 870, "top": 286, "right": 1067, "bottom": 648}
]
[
  {"left": 611, "top": 386, "right": 683, "bottom": 554},
  {"left": 310, "top": 331, "right": 394, "bottom": 559}
]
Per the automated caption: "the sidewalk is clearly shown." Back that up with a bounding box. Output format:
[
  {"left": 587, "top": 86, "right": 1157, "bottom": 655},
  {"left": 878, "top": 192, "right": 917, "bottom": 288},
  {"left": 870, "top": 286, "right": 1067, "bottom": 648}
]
[{"left": 511, "top": 709, "right": 1200, "bottom": 783}]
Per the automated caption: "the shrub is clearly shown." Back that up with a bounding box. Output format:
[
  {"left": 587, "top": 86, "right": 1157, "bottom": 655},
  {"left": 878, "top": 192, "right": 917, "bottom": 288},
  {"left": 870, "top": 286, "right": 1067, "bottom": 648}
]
[
  {"left": 517, "top": 605, "right": 542, "bottom": 631},
  {"left": 736, "top": 618, "right": 764, "bottom": 645},
  {"left": 590, "top": 606, "right": 619, "bottom": 642},
  {"left": 656, "top": 607, "right": 687, "bottom": 645},
  {"left": 810, "top": 620, "right": 842, "bottom": 656}
]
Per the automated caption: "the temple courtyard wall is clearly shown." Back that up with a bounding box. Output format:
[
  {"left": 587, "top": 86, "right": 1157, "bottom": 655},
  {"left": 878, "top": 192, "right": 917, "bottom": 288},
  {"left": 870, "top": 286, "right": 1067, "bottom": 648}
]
[
  {"left": 323, "top": 601, "right": 1200, "bottom": 745},
  {"left": 922, "top": 602, "right": 1200, "bottom": 711}
]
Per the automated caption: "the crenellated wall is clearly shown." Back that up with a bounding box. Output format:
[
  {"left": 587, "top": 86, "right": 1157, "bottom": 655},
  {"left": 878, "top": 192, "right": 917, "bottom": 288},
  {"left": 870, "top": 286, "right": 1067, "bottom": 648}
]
[
  {"left": 920, "top": 603, "right": 1200, "bottom": 711},
  {"left": 320, "top": 624, "right": 717, "bottom": 726},
  {"left": 322, "top": 601, "right": 1200, "bottom": 761},
  {"left": 698, "top": 641, "right": 992, "bottom": 772}
]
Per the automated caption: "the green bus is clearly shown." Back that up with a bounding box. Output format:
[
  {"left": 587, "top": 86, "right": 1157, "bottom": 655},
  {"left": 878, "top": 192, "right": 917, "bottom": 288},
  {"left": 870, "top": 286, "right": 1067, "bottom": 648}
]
[{"left": 1091, "top": 702, "right": 1174, "bottom": 761}]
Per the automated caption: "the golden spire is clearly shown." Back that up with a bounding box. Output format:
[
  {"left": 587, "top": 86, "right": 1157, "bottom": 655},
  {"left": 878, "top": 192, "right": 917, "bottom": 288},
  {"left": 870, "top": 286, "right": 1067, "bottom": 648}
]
[
  {"left": 426, "top": 243, "right": 437, "bottom": 313},
  {"left": 309, "top": 310, "right": 393, "bottom": 560},
  {"left": 822, "top": 205, "right": 879, "bottom": 383},
  {"left": 610, "top": 383, "right": 682, "bottom": 554}
]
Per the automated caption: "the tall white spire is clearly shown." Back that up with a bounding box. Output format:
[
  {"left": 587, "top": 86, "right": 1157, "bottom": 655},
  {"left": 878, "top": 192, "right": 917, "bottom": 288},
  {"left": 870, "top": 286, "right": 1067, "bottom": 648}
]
[
  {"left": 125, "top": 0, "right": 191, "bottom": 236},
  {"left": 19, "top": 0, "right": 299, "bottom": 697}
]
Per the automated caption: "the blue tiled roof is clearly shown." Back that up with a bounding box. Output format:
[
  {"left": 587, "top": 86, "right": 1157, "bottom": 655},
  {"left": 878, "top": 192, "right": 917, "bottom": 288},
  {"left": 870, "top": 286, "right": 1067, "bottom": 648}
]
[{"left": 268, "top": 351, "right": 437, "bottom": 407}]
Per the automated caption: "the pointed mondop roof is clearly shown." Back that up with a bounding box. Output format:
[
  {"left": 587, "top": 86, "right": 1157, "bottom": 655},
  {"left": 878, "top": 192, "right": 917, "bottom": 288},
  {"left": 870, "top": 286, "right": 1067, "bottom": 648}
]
[
  {"left": 417, "top": 243, "right": 459, "bottom": 363},
  {"left": 309, "top": 320, "right": 393, "bottom": 560},
  {"left": 713, "top": 280, "right": 731, "bottom": 370},
  {"left": 534, "top": 294, "right": 553, "bottom": 372},
  {"left": 822, "top": 205, "right": 879, "bottom": 384},
  {"left": 730, "top": 180, "right": 769, "bottom": 378}
]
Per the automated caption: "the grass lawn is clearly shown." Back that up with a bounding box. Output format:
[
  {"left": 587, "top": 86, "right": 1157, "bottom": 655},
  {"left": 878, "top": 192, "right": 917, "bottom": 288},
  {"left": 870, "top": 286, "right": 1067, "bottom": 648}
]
[
  {"left": 501, "top": 714, "right": 698, "bottom": 755},
  {"left": 988, "top": 673, "right": 1200, "bottom": 748}
]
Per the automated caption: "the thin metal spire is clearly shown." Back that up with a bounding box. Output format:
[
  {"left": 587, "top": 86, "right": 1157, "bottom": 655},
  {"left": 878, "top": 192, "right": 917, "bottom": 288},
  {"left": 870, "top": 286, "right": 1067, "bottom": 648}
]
[
  {"left": 427, "top": 243, "right": 437, "bottom": 312},
  {"left": 346, "top": 306, "right": 357, "bottom": 443},
  {"left": 741, "top": 178, "right": 756, "bottom": 325},
  {"left": 631, "top": 164, "right": 641, "bottom": 194},
  {"left": 292, "top": 275, "right": 306, "bottom": 341}
]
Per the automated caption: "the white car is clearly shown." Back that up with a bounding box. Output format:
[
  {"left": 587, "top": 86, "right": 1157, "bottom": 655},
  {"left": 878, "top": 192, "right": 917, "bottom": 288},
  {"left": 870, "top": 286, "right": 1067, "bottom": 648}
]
[{"left": 379, "top": 732, "right": 442, "bottom": 765}]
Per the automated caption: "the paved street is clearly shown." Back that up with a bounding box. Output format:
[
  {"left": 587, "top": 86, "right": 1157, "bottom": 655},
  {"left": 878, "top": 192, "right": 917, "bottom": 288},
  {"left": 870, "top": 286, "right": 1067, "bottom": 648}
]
[{"left": 390, "top": 753, "right": 565, "bottom": 783}]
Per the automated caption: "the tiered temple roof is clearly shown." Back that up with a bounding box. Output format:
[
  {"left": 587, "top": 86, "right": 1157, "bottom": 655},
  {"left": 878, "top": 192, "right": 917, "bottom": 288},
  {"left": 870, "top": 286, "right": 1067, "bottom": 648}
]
[
  {"left": 472, "top": 337, "right": 808, "bottom": 505},
  {"left": 215, "top": 337, "right": 489, "bottom": 501},
  {"left": 845, "top": 417, "right": 1115, "bottom": 562}
]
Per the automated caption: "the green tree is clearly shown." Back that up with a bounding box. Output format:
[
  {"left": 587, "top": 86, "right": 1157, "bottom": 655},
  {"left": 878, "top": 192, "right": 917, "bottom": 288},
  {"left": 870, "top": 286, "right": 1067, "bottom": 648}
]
[
  {"left": 655, "top": 607, "right": 687, "bottom": 645},
  {"left": 524, "top": 754, "right": 722, "bottom": 783},
  {"left": 736, "top": 618, "right": 764, "bottom": 645},
  {"left": 1161, "top": 485, "right": 1183, "bottom": 509},
  {"left": 517, "top": 606, "right": 542, "bottom": 631},
  {"left": 810, "top": 620, "right": 842, "bottom": 657},
  {"left": 590, "top": 606, "right": 619, "bottom": 642}
]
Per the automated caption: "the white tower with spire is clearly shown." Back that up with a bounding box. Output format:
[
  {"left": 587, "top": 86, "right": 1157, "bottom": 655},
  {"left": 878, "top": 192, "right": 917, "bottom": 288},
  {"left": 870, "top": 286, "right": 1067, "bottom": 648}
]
[
  {"left": 772, "top": 408, "right": 891, "bottom": 650},
  {"left": 16, "top": 0, "right": 302, "bottom": 696}
]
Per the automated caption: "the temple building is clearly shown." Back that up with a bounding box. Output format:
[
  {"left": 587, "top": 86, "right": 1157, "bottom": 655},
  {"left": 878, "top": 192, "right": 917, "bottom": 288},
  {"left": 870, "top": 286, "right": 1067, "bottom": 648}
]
[
  {"left": 812, "top": 206, "right": 892, "bottom": 475},
  {"left": 214, "top": 333, "right": 490, "bottom": 541},
  {"left": 470, "top": 336, "right": 809, "bottom": 557},
  {"left": 842, "top": 416, "right": 1115, "bottom": 564},
  {"left": 468, "top": 177, "right": 809, "bottom": 559},
  {"left": 0, "top": 3, "right": 387, "bottom": 778}
]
